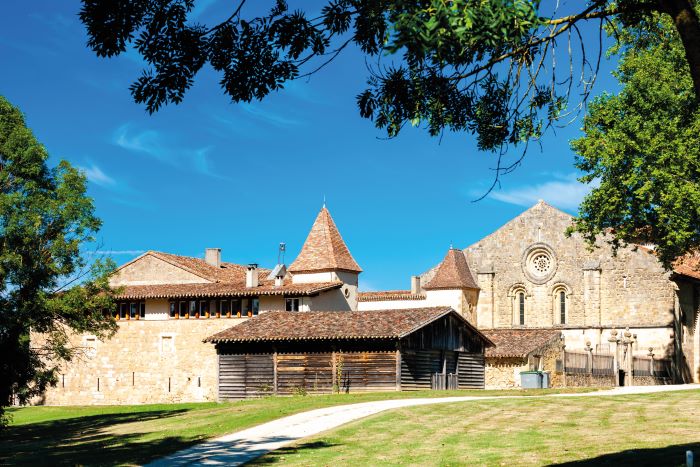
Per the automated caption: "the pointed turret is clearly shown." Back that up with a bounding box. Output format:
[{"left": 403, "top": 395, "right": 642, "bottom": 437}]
[
  {"left": 423, "top": 248, "right": 479, "bottom": 290},
  {"left": 289, "top": 207, "right": 362, "bottom": 274}
]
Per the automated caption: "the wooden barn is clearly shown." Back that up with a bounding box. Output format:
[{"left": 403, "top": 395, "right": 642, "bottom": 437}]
[{"left": 205, "top": 307, "right": 493, "bottom": 400}]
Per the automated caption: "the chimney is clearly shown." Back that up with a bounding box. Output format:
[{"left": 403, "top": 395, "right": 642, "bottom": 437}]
[
  {"left": 275, "top": 275, "right": 284, "bottom": 287},
  {"left": 205, "top": 248, "right": 221, "bottom": 268},
  {"left": 246, "top": 263, "right": 259, "bottom": 288},
  {"left": 411, "top": 275, "right": 421, "bottom": 295}
]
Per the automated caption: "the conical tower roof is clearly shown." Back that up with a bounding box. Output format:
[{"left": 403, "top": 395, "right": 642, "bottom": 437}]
[
  {"left": 423, "top": 248, "right": 479, "bottom": 290},
  {"left": 289, "top": 207, "right": 362, "bottom": 273}
]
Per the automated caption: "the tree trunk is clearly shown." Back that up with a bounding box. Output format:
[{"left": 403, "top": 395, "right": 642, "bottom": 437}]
[{"left": 661, "top": 0, "right": 700, "bottom": 96}]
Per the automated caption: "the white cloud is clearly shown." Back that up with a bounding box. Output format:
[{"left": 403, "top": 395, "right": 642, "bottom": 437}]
[
  {"left": 113, "top": 124, "right": 227, "bottom": 179},
  {"left": 79, "top": 163, "right": 116, "bottom": 188},
  {"left": 489, "top": 173, "right": 599, "bottom": 211}
]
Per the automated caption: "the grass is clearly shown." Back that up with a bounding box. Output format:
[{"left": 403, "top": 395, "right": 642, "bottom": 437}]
[
  {"left": 252, "top": 389, "right": 700, "bottom": 466},
  {"left": 0, "top": 387, "right": 592, "bottom": 466}
]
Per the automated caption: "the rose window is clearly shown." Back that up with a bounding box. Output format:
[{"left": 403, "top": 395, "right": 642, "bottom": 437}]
[
  {"left": 531, "top": 254, "right": 551, "bottom": 274},
  {"left": 522, "top": 244, "right": 557, "bottom": 284}
]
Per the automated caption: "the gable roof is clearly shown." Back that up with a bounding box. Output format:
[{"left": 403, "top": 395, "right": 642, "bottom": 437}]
[
  {"left": 205, "top": 307, "right": 493, "bottom": 344},
  {"left": 288, "top": 207, "right": 362, "bottom": 273},
  {"left": 481, "top": 328, "right": 561, "bottom": 358},
  {"left": 423, "top": 248, "right": 479, "bottom": 290},
  {"left": 465, "top": 200, "right": 573, "bottom": 252},
  {"left": 113, "top": 251, "right": 269, "bottom": 284}
]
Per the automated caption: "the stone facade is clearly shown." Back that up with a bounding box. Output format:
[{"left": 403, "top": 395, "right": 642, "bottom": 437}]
[
  {"left": 458, "top": 201, "right": 676, "bottom": 334},
  {"left": 363, "top": 200, "right": 699, "bottom": 385},
  {"left": 37, "top": 318, "right": 247, "bottom": 405}
]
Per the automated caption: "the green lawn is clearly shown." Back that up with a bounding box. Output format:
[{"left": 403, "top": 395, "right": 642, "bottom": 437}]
[
  {"left": 0, "top": 388, "right": 591, "bottom": 466},
  {"left": 252, "top": 389, "right": 700, "bottom": 466}
]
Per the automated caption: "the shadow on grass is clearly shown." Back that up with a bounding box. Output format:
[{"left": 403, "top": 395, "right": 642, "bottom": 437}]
[
  {"left": 246, "top": 441, "right": 341, "bottom": 465},
  {"left": 0, "top": 409, "right": 203, "bottom": 466},
  {"left": 552, "top": 442, "right": 700, "bottom": 466}
]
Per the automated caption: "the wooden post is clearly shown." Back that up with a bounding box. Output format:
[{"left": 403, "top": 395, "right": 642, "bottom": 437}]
[
  {"left": 272, "top": 350, "right": 278, "bottom": 395},
  {"left": 648, "top": 347, "right": 655, "bottom": 377},
  {"left": 395, "top": 348, "right": 402, "bottom": 392},
  {"left": 331, "top": 350, "right": 337, "bottom": 393}
]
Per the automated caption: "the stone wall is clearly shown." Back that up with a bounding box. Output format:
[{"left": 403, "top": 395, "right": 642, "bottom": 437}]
[
  {"left": 485, "top": 357, "right": 528, "bottom": 389},
  {"left": 562, "top": 373, "right": 615, "bottom": 388},
  {"left": 37, "top": 318, "right": 246, "bottom": 405}
]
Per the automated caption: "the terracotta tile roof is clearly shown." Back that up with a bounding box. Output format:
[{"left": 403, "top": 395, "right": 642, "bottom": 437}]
[
  {"left": 148, "top": 251, "right": 271, "bottom": 283},
  {"left": 673, "top": 251, "right": 700, "bottom": 280},
  {"left": 114, "top": 250, "right": 272, "bottom": 285},
  {"left": 423, "top": 248, "right": 479, "bottom": 290},
  {"left": 205, "top": 307, "right": 493, "bottom": 344},
  {"left": 288, "top": 207, "right": 362, "bottom": 273},
  {"left": 115, "top": 281, "right": 343, "bottom": 300},
  {"left": 358, "top": 290, "right": 426, "bottom": 302},
  {"left": 481, "top": 329, "right": 561, "bottom": 358}
]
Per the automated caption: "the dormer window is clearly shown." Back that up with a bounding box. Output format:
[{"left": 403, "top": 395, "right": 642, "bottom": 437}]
[{"left": 286, "top": 298, "right": 300, "bottom": 311}]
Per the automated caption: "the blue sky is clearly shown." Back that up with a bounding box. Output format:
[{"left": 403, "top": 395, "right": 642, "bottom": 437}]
[{"left": 0, "top": 1, "right": 620, "bottom": 291}]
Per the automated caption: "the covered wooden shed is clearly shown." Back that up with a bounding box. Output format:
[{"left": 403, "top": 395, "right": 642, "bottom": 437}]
[{"left": 205, "top": 307, "right": 493, "bottom": 399}]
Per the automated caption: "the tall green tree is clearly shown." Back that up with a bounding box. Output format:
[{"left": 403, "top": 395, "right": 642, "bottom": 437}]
[
  {"left": 570, "top": 16, "right": 700, "bottom": 267},
  {"left": 78, "top": 0, "right": 700, "bottom": 152},
  {"left": 0, "top": 96, "right": 117, "bottom": 427}
]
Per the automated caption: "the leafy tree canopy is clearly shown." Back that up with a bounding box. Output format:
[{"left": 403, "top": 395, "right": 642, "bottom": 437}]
[
  {"left": 79, "top": 0, "right": 700, "bottom": 158},
  {"left": 570, "top": 14, "right": 700, "bottom": 267},
  {"left": 0, "top": 96, "right": 117, "bottom": 427}
]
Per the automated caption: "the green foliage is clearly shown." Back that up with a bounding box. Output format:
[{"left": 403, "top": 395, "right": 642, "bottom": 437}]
[
  {"left": 0, "top": 96, "right": 117, "bottom": 428},
  {"left": 570, "top": 15, "right": 700, "bottom": 266},
  {"left": 80, "top": 0, "right": 688, "bottom": 152}
]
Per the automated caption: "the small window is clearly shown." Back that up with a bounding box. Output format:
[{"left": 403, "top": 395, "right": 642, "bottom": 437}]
[
  {"left": 179, "top": 301, "right": 188, "bottom": 318},
  {"left": 119, "top": 303, "right": 128, "bottom": 320},
  {"left": 286, "top": 298, "right": 300, "bottom": 311},
  {"left": 232, "top": 299, "right": 241, "bottom": 317},
  {"left": 518, "top": 292, "right": 525, "bottom": 326},
  {"left": 199, "top": 301, "right": 209, "bottom": 319},
  {"left": 252, "top": 298, "right": 259, "bottom": 316},
  {"left": 559, "top": 290, "right": 566, "bottom": 324},
  {"left": 242, "top": 298, "right": 251, "bottom": 317},
  {"left": 169, "top": 302, "right": 177, "bottom": 319},
  {"left": 219, "top": 300, "right": 230, "bottom": 318},
  {"left": 189, "top": 300, "right": 197, "bottom": 318},
  {"left": 85, "top": 337, "right": 97, "bottom": 358},
  {"left": 129, "top": 302, "right": 138, "bottom": 320},
  {"left": 161, "top": 335, "right": 174, "bottom": 353},
  {"left": 140, "top": 302, "right": 146, "bottom": 319}
]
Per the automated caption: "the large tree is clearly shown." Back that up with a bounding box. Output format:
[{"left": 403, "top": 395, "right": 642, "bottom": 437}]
[
  {"left": 79, "top": 0, "right": 700, "bottom": 150},
  {"left": 570, "top": 16, "right": 700, "bottom": 267},
  {"left": 0, "top": 97, "right": 117, "bottom": 427}
]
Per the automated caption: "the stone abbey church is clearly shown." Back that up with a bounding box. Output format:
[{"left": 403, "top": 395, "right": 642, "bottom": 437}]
[{"left": 37, "top": 201, "right": 699, "bottom": 405}]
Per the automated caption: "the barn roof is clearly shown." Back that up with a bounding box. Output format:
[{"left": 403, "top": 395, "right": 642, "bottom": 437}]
[
  {"left": 481, "top": 329, "right": 561, "bottom": 358},
  {"left": 205, "top": 307, "right": 493, "bottom": 345},
  {"left": 288, "top": 207, "right": 362, "bottom": 273}
]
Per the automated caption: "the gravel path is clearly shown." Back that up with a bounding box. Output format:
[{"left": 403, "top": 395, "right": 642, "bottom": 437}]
[{"left": 146, "top": 384, "right": 700, "bottom": 466}]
